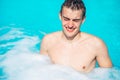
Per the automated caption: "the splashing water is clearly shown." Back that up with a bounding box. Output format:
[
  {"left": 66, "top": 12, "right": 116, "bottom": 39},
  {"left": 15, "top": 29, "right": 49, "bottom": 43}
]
[{"left": 0, "top": 26, "right": 120, "bottom": 80}]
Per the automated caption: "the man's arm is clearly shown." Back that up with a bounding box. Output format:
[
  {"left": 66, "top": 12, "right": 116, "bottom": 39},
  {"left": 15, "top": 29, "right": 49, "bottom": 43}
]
[
  {"left": 96, "top": 40, "right": 113, "bottom": 67},
  {"left": 40, "top": 36, "right": 49, "bottom": 55}
]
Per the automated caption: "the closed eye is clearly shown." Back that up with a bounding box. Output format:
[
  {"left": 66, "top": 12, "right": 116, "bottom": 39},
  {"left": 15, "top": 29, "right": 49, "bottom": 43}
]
[
  {"left": 73, "top": 19, "right": 81, "bottom": 22},
  {"left": 62, "top": 16, "right": 70, "bottom": 21}
]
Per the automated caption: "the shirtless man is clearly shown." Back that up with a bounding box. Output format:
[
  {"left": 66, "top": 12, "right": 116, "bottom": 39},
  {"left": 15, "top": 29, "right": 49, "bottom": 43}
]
[{"left": 40, "top": 0, "right": 112, "bottom": 73}]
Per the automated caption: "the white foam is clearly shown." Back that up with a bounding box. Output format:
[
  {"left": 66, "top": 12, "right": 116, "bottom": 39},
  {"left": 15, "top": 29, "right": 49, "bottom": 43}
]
[
  {"left": 0, "top": 27, "right": 120, "bottom": 80},
  {"left": 1, "top": 53, "right": 120, "bottom": 80}
]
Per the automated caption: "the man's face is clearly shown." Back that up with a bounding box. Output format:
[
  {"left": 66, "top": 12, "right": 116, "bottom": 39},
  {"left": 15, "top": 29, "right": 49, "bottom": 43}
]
[{"left": 60, "top": 7, "right": 85, "bottom": 39}]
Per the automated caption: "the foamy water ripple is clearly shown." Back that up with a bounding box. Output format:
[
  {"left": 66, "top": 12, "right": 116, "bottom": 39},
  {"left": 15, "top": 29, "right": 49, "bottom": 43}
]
[{"left": 0, "top": 27, "right": 120, "bottom": 80}]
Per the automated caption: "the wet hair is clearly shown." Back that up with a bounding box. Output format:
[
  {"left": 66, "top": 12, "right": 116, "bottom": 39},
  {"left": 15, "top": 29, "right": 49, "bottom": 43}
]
[{"left": 60, "top": 0, "right": 86, "bottom": 18}]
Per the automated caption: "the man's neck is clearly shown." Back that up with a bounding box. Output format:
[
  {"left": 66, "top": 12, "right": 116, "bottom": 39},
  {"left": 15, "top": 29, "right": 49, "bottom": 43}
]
[{"left": 61, "top": 32, "right": 81, "bottom": 43}]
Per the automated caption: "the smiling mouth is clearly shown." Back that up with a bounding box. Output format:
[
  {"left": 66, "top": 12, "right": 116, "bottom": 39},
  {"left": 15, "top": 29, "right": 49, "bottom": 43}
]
[{"left": 66, "top": 27, "right": 75, "bottom": 32}]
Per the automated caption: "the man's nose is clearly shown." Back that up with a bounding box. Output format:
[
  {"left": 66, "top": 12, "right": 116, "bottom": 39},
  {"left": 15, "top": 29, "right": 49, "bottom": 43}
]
[{"left": 68, "top": 21, "right": 74, "bottom": 28}]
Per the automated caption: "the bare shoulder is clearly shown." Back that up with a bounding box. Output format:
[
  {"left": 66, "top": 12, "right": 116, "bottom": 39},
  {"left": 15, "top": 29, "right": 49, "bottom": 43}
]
[
  {"left": 41, "top": 31, "right": 62, "bottom": 45},
  {"left": 83, "top": 33, "right": 113, "bottom": 67},
  {"left": 40, "top": 31, "right": 61, "bottom": 54},
  {"left": 82, "top": 32, "right": 107, "bottom": 49}
]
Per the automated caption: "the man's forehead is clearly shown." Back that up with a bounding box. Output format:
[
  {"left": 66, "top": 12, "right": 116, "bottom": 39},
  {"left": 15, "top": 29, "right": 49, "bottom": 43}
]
[{"left": 61, "top": 7, "right": 83, "bottom": 19}]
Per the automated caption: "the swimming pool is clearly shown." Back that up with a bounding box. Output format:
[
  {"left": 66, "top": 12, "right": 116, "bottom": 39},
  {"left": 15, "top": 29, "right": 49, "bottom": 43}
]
[{"left": 0, "top": 0, "right": 120, "bottom": 80}]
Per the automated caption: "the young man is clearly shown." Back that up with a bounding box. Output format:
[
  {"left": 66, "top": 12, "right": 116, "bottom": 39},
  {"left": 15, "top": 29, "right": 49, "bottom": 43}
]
[{"left": 40, "top": 0, "right": 112, "bottom": 73}]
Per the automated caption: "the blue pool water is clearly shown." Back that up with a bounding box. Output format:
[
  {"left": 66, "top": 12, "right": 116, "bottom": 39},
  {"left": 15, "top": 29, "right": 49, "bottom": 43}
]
[{"left": 0, "top": 0, "right": 120, "bottom": 80}]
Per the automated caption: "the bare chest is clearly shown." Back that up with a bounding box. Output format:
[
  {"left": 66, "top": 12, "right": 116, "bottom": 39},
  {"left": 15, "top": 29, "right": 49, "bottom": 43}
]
[{"left": 48, "top": 42, "right": 96, "bottom": 72}]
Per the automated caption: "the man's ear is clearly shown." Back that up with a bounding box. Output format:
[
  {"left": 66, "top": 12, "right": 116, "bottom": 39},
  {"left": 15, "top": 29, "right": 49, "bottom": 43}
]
[
  {"left": 59, "top": 13, "right": 62, "bottom": 20},
  {"left": 82, "top": 16, "right": 86, "bottom": 24}
]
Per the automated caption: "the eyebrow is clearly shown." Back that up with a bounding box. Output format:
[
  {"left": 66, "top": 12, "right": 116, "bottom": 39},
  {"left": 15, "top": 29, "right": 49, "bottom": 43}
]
[{"left": 63, "top": 16, "right": 70, "bottom": 20}]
